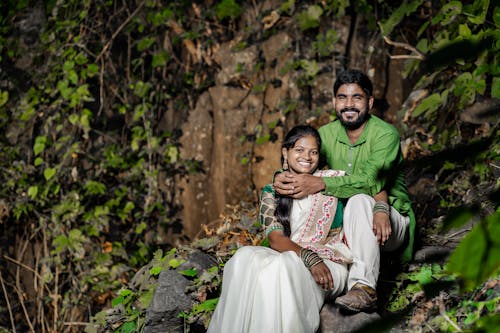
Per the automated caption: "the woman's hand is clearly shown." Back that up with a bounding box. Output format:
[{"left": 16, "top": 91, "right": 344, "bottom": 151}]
[{"left": 310, "top": 262, "right": 334, "bottom": 290}]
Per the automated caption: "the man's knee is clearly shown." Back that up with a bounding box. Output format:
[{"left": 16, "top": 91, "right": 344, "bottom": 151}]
[{"left": 345, "top": 194, "right": 373, "bottom": 211}]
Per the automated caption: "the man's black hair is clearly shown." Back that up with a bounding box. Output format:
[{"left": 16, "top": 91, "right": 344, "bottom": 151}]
[{"left": 333, "top": 69, "right": 373, "bottom": 97}]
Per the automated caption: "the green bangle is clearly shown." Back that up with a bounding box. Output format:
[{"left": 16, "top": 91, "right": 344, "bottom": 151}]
[{"left": 265, "top": 224, "right": 284, "bottom": 238}]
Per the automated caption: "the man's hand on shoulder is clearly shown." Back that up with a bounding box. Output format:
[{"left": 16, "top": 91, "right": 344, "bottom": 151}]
[
  {"left": 275, "top": 173, "right": 325, "bottom": 199},
  {"left": 273, "top": 171, "right": 295, "bottom": 195}
]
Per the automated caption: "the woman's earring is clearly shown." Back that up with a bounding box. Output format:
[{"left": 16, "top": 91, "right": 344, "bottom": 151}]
[{"left": 283, "top": 158, "right": 288, "bottom": 170}]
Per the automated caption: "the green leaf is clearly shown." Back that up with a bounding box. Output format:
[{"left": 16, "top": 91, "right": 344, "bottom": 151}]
[
  {"left": 84, "top": 180, "right": 106, "bottom": 195},
  {"left": 464, "top": 0, "right": 489, "bottom": 25},
  {"left": 52, "top": 235, "right": 69, "bottom": 253},
  {"left": 447, "top": 211, "right": 500, "bottom": 291},
  {"left": 296, "top": 5, "right": 323, "bottom": 31},
  {"left": 152, "top": 51, "right": 169, "bottom": 67},
  {"left": 135, "top": 222, "right": 147, "bottom": 234},
  {"left": 439, "top": 1, "right": 462, "bottom": 25},
  {"left": 68, "top": 69, "right": 78, "bottom": 85},
  {"left": 255, "top": 134, "right": 271, "bottom": 145},
  {"left": 492, "top": 77, "right": 500, "bottom": 99},
  {"left": 33, "top": 136, "right": 47, "bottom": 156},
  {"left": 379, "top": 0, "right": 424, "bottom": 35},
  {"left": 44, "top": 167, "right": 57, "bottom": 181},
  {"left": 191, "top": 298, "right": 219, "bottom": 315},
  {"left": 0, "top": 90, "right": 8, "bottom": 107},
  {"left": 120, "top": 289, "right": 132, "bottom": 297},
  {"left": 441, "top": 207, "right": 476, "bottom": 232},
  {"left": 150, "top": 266, "right": 162, "bottom": 276},
  {"left": 138, "top": 287, "right": 155, "bottom": 308},
  {"left": 412, "top": 93, "right": 443, "bottom": 117},
  {"left": 215, "top": 0, "right": 242, "bottom": 20},
  {"left": 111, "top": 295, "right": 124, "bottom": 307},
  {"left": 87, "top": 63, "right": 99, "bottom": 76},
  {"left": 494, "top": 6, "right": 500, "bottom": 26},
  {"left": 63, "top": 60, "right": 75, "bottom": 72},
  {"left": 413, "top": 266, "right": 433, "bottom": 284},
  {"left": 34, "top": 157, "right": 43, "bottom": 166},
  {"left": 28, "top": 186, "right": 38, "bottom": 199},
  {"left": 168, "top": 258, "right": 182, "bottom": 268},
  {"left": 179, "top": 268, "right": 198, "bottom": 277},
  {"left": 458, "top": 24, "right": 471, "bottom": 38},
  {"left": 299, "top": 59, "right": 320, "bottom": 78},
  {"left": 136, "top": 37, "right": 155, "bottom": 51}
]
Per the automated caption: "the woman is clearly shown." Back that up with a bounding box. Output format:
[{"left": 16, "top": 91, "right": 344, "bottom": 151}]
[{"left": 207, "top": 125, "right": 352, "bottom": 333}]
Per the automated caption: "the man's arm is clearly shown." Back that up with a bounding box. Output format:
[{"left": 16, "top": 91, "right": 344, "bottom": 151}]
[
  {"left": 273, "top": 172, "right": 325, "bottom": 199},
  {"left": 373, "top": 190, "right": 391, "bottom": 245},
  {"left": 322, "top": 130, "right": 401, "bottom": 198}
]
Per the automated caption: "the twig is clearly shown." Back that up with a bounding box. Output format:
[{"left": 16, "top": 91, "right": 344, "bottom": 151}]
[
  {"left": 425, "top": 322, "right": 437, "bottom": 332},
  {"left": 439, "top": 293, "right": 462, "bottom": 332},
  {"left": 98, "top": 56, "right": 104, "bottom": 117},
  {"left": 381, "top": 34, "right": 425, "bottom": 61},
  {"left": 95, "top": 0, "right": 146, "bottom": 62},
  {"left": 13, "top": 283, "right": 35, "bottom": 333},
  {"left": 53, "top": 265, "right": 59, "bottom": 333},
  {"left": 441, "top": 311, "right": 462, "bottom": 331},
  {"left": 4, "top": 255, "right": 44, "bottom": 283},
  {"left": 63, "top": 322, "right": 90, "bottom": 326},
  {"left": 389, "top": 54, "right": 426, "bottom": 60},
  {"left": 0, "top": 271, "right": 16, "bottom": 333},
  {"left": 3, "top": 255, "right": 52, "bottom": 295}
]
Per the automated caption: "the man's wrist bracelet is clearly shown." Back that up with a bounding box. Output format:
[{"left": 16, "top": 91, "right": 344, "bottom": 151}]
[
  {"left": 373, "top": 201, "right": 390, "bottom": 215},
  {"left": 300, "top": 248, "right": 323, "bottom": 269}
]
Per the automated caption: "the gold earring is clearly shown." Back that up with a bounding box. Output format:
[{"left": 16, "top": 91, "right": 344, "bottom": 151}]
[{"left": 283, "top": 158, "right": 288, "bottom": 170}]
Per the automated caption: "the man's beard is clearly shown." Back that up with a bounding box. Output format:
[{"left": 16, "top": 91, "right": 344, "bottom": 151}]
[{"left": 336, "top": 106, "right": 370, "bottom": 130}]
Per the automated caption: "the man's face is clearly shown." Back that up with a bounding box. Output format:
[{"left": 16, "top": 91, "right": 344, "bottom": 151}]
[{"left": 333, "top": 83, "right": 374, "bottom": 130}]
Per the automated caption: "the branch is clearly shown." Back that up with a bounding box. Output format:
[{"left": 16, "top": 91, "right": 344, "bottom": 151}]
[
  {"left": 389, "top": 54, "right": 426, "bottom": 60},
  {"left": 3, "top": 255, "right": 52, "bottom": 295},
  {"left": 95, "top": 1, "right": 146, "bottom": 62},
  {"left": 0, "top": 271, "right": 16, "bottom": 333},
  {"left": 382, "top": 35, "right": 425, "bottom": 61}
]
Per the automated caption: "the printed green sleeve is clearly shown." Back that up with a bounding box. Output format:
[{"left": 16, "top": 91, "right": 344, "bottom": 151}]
[{"left": 259, "top": 185, "right": 284, "bottom": 239}]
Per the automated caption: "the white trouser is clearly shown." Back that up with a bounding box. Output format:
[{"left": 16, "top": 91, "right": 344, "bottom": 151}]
[{"left": 343, "top": 194, "right": 409, "bottom": 290}]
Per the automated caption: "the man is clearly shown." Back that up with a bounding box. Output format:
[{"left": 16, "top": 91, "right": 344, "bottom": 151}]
[{"left": 274, "top": 69, "right": 415, "bottom": 313}]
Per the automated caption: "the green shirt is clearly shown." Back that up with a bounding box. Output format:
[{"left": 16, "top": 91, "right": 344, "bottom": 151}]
[{"left": 318, "top": 115, "right": 416, "bottom": 261}]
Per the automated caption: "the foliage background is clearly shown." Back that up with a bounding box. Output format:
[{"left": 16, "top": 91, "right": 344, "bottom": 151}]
[{"left": 0, "top": 0, "right": 498, "bottom": 332}]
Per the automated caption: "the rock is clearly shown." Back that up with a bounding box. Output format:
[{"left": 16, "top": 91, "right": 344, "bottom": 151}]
[
  {"left": 319, "top": 304, "right": 381, "bottom": 333},
  {"left": 143, "top": 270, "right": 193, "bottom": 333},
  {"left": 176, "top": 250, "right": 218, "bottom": 273},
  {"left": 413, "top": 246, "right": 452, "bottom": 263},
  {"left": 213, "top": 44, "right": 258, "bottom": 85}
]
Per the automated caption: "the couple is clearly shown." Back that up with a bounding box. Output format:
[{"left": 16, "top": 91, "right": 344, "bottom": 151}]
[{"left": 207, "top": 69, "right": 415, "bottom": 333}]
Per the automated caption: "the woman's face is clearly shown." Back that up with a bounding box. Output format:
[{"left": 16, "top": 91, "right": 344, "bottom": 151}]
[{"left": 282, "top": 135, "right": 319, "bottom": 174}]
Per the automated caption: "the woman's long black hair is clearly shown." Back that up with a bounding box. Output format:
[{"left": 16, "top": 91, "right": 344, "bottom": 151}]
[{"left": 275, "top": 125, "right": 321, "bottom": 237}]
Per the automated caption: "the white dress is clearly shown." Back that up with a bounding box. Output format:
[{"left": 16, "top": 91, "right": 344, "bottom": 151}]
[{"left": 207, "top": 173, "right": 351, "bottom": 333}]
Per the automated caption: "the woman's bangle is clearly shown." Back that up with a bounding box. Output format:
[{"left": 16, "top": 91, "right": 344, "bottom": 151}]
[{"left": 300, "top": 248, "right": 323, "bottom": 269}]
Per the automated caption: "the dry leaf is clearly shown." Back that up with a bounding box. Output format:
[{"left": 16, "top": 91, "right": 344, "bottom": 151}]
[{"left": 262, "top": 10, "right": 280, "bottom": 30}]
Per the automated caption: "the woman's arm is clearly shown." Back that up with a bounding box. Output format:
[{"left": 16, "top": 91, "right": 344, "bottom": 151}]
[
  {"left": 268, "top": 230, "right": 301, "bottom": 254},
  {"left": 259, "top": 187, "right": 334, "bottom": 290}
]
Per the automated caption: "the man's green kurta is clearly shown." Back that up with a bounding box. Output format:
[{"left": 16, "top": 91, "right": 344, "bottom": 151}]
[{"left": 318, "top": 115, "right": 416, "bottom": 262}]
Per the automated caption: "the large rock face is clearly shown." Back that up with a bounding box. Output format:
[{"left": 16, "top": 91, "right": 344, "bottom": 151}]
[{"left": 176, "top": 11, "right": 407, "bottom": 240}]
